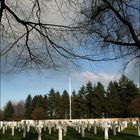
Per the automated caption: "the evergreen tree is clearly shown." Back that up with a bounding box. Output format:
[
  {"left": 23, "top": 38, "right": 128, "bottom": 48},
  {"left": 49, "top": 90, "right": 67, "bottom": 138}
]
[
  {"left": 3, "top": 101, "right": 14, "bottom": 120},
  {"left": 47, "top": 88, "right": 56, "bottom": 118},
  {"left": 24, "top": 95, "right": 32, "bottom": 119},
  {"left": 43, "top": 95, "right": 48, "bottom": 113},
  {"left": 85, "top": 81, "right": 94, "bottom": 118},
  {"left": 106, "top": 81, "right": 121, "bottom": 117},
  {"left": 94, "top": 82, "right": 105, "bottom": 118},
  {"left": 60, "top": 90, "right": 69, "bottom": 119},
  {"left": 30, "top": 95, "right": 38, "bottom": 113},
  {"left": 78, "top": 86, "right": 86, "bottom": 118},
  {"left": 55, "top": 91, "right": 61, "bottom": 118},
  {"left": 118, "top": 75, "right": 139, "bottom": 117},
  {"left": 72, "top": 91, "right": 81, "bottom": 119},
  {"left": 36, "top": 95, "right": 44, "bottom": 108},
  {"left": 128, "top": 95, "right": 140, "bottom": 117}
]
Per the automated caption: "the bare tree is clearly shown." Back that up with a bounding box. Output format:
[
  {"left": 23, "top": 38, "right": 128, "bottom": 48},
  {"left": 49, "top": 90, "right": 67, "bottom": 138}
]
[
  {"left": 0, "top": 0, "right": 83, "bottom": 71},
  {"left": 31, "top": 107, "right": 47, "bottom": 120},
  {"left": 13, "top": 101, "right": 24, "bottom": 120},
  {"left": 0, "top": 0, "right": 140, "bottom": 72},
  {"left": 78, "top": 0, "right": 140, "bottom": 68}
]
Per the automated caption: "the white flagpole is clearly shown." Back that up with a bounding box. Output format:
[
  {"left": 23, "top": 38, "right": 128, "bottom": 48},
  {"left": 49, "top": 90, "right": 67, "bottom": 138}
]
[{"left": 69, "top": 77, "right": 72, "bottom": 120}]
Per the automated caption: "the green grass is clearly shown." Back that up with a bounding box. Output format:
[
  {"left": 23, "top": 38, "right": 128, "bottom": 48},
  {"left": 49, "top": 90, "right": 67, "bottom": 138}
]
[{"left": 0, "top": 124, "right": 139, "bottom": 140}]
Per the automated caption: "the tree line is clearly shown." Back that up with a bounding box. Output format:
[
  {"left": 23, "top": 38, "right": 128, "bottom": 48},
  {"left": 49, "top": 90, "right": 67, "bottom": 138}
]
[{"left": 0, "top": 75, "right": 140, "bottom": 121}]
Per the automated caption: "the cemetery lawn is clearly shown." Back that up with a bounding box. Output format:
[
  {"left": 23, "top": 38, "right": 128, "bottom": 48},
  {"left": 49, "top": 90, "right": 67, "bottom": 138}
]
[{"left": 0, "top": 124, "right": 139, "bottom": 140}]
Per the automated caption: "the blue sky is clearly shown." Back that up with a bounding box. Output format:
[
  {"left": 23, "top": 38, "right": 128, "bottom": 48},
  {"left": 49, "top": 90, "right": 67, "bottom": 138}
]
[
  {"left": 1, "top": 0, "right": 140, "bottom": 109},
  {"left": 1, "top": 59, "right": 139, "bottom": 109}
]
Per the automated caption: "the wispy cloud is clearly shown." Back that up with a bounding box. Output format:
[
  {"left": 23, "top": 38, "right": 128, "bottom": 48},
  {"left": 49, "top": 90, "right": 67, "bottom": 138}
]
[{"left": 72, "top": 71, "right": 121, "bottom": 87}]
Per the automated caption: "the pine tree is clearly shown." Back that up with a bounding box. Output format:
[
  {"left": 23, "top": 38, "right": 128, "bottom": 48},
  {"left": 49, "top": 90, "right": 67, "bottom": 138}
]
[
  {"left": 85, "top": 81, "right": 94, "bottom": 118},
  {"left": 78, "top": 86, "right": 86, "bottom": 118},
  {"left": 47, "top": 88, "right": 56, "bottom": 118},
  {"left": 106, "top": 81, "right": 121, "bottom": 117},
  {"left": 3, "top": 101, "right": 14, "bottom": 120},
  {"left": 55, "top": 91, "right": 61, "bottom": 118},
  {"left": 94, "top": 82, "right": 105, "bottom": 118},
  {"left": 72, "top": 90, "right": 81, "bottom": 118},
  {"left": 60, "top": 90, "right": 69, "bottom": 119},
  {"left": 30, "top": 95, "right": 38, "bottom": 115},
  {"left": 35, "top": 95, "right": 44, "bottom": 108},
  {"left": 118, "top": 75, "right": 139, "bottom": 117},
  {"left": 43, "top": 95, "right": 48, "bottom": 113},
  {"left": 128, "top": 95, "right": 140, "bottom": 117},
  {"left": 24, "top": 95, "right": 32, "bottom": 119}
]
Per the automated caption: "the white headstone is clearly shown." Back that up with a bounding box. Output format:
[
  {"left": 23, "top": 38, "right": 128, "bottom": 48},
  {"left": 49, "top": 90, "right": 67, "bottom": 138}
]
[
  {"left": 94, "top": 125, "right": 97, "bottom": 135},
  {"left": 2, "top": 126, "right": 5, "bottom": 134},
  {"left": 136, "top": 121, "right": 140, "bottom": 136},
  {"left": 58, "top": 128, "right": 63, "bottom": 140},
  {"left": 104, "top": 127, "right": 109, "bottom": 140},
  {"left": 38, "top": 126, "right": 42, "bottom": 140},
  {"left": 11, "top": 126, "right": 14, "bottom": 136},
  {"left": 117, "top": 122, "right": 121, "bottom": 132},
  {"left": 81, "top": 126, "right": 85, "bottom": 137},
  {"left": 63, "top": 126, "right": 67, "bottom": 136},
  {"left": 23, "top": 122, "right": 26, "bottom": 138},
  {"left": 49, "top": 127, "right": 52, "bottom": 134}
]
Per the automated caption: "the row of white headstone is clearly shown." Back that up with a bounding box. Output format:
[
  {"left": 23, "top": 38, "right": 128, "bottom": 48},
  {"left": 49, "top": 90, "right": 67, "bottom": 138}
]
[{"left": 0, "top": 119, "right": 140, "bottom": 140}]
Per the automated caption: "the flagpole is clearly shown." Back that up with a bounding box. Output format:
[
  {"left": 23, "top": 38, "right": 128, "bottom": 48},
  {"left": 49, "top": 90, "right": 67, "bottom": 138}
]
[
  {"left": 69, "top": 77, "right": 72, "bottom": 120},
  {"left": 0, "top": 24, "right": 3, "bottom": 111}
]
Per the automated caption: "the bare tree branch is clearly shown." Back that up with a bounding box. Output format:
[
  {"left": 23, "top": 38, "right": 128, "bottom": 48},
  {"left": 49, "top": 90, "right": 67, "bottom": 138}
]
[{"left": 0, "top": 0, "right": 140, "bottom": 72}]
